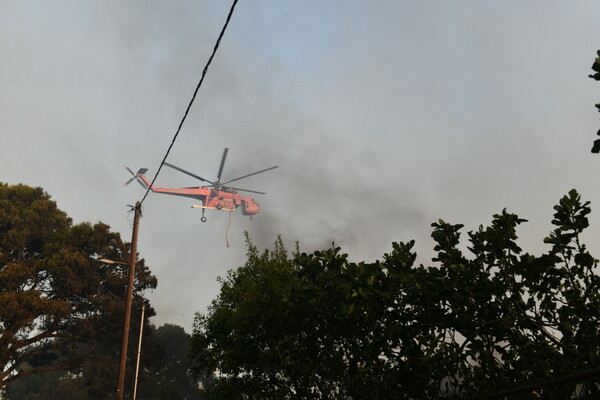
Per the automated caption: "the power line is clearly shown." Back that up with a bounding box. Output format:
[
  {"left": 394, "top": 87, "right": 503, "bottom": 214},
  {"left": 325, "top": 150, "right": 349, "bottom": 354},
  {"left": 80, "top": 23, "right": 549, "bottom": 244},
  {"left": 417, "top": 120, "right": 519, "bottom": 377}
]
[{"left": 140, "top": 0, "right": 240, "bottom": 206}]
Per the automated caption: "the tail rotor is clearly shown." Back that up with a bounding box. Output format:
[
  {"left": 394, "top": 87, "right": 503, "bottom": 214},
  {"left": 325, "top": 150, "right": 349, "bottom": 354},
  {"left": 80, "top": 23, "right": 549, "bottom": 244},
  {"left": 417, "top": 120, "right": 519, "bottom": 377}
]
[{"left": 123, "top": 166, "right": 148, "bottom": 188}]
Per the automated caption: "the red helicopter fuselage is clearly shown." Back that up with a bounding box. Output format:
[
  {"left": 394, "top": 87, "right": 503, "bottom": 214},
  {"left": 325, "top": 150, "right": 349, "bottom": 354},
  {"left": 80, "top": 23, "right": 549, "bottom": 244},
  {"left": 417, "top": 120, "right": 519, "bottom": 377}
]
[{"left": 134, "top": 171, "right": 261, "bottom": 216}]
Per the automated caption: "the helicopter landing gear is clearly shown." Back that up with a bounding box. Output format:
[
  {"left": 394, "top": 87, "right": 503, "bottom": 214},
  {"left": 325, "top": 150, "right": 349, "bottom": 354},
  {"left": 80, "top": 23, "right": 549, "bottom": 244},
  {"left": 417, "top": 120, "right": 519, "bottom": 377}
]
[
  {"left": 201, "top": 209, "right": 207, "bottom": 223},
  {"left": 249, "top": 216, "right": 254, "bottom": 221},
  {"left": 216, "top": 203, "right": 223, "bottom": 210}
]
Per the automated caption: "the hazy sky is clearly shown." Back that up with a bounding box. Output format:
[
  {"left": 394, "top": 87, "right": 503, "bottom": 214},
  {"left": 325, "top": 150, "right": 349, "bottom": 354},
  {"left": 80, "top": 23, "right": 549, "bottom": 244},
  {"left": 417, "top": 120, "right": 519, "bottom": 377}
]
[{"left": 3, "top": 1, "right": 600, "bottom": 331}]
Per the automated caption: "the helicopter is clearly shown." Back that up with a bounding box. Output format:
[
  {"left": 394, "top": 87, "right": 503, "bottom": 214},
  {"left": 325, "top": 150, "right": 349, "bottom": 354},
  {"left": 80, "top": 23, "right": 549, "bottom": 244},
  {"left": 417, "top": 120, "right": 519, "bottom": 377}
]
[{"left": 124, "top": 148, "right": 278, "bottom": 222}]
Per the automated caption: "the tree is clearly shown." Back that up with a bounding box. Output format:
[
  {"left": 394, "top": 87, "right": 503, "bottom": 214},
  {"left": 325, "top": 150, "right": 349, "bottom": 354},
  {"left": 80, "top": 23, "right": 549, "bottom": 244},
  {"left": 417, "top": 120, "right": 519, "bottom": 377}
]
[
  {"left": 417, "top": 190, "right": 600, "bottom": 399},
  {"left": 0, "top": 183, "right": 157, "bottom": 389},
  {"left": 589, "top": 50, "right": 600, "bottom": 152},
  {"left": 190, "top": 235, "right": 444, "bottom": 399},
  {"left": 6, "top": 323, "right": 203, "bottom": 400},
  {"left": 134, "top": 323, "right": 203, "bottom": 400},
  {"left": 190, "top": 191, "right": 600, "bottom": 399}
]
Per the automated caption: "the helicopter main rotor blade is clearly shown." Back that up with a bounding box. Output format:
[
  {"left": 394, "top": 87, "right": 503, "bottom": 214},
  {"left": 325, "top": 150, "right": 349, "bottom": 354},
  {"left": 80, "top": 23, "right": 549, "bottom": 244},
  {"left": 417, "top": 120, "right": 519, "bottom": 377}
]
[
  {"left": 221, "top": 165, "right": 279, "bottom": 185},
  {"left": 226, "top": 186, "right": 266, "bottom": 195},
  {"left": 216, "top": 148, "right": 229, "bottom": 182},
  {"left": 164, "top": 162, "right": 212, "bottom": 184}
]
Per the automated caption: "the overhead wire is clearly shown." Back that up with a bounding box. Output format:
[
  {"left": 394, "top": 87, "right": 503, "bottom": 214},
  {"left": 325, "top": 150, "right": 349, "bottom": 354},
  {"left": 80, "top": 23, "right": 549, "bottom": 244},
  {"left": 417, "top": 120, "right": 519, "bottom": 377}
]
[{"left": 139, "top": 0, "right": 240, "bottom": 206}]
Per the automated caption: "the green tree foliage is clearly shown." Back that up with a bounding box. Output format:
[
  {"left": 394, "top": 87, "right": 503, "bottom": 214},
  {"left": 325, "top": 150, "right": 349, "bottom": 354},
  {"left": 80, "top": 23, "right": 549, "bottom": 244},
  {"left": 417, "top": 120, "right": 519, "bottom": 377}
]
[
  {"left": 135, "top": 324, "right": 204, "bottom": 400},
  {"left": 190, "top": 190, "right": 600, "bottom": 399},
  {"left": 0, "top": 183, "right": 157, "bottom": 389},
  {"left": 589, "top": 50, "right": 600, "bottom": 152},
  {"left": 6, "top": 323, "right": 203, "bottom": 400}
]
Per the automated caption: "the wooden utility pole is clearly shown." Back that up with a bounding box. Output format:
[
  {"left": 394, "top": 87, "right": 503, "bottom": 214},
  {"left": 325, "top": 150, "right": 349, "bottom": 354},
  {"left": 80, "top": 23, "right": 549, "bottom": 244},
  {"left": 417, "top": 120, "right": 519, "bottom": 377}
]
[{"left": 116, "top": 202, "right": 142, "bottom": 400}]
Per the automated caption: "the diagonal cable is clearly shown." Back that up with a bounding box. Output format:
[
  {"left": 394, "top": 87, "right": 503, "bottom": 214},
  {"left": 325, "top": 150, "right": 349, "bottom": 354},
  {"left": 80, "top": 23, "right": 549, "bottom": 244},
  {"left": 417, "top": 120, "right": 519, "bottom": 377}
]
[{"left": 140, "top": 0, "right": 239, "bottom": 205}]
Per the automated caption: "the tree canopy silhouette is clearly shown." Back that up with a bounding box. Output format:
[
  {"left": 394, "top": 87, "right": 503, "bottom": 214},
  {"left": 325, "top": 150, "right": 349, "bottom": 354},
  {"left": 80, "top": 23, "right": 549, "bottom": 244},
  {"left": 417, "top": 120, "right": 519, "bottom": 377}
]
[
  {"left": 0, "top": 183, "right": 157, "bottom": 388},
  {"left": 6, "top": 323, "right": 203, "bottom": 400},
  {"left": 191, "top": 190, "right": 600, "bottom": 399},
  {"left": 589, "top": 50, "right": 600, "bottom": 153}
]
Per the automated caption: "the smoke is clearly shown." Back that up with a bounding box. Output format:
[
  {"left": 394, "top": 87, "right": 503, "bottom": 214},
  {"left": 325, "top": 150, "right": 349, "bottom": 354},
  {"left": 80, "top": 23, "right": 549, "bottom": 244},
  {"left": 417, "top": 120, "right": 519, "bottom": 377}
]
[
  {"left": 210, "top": 112, "right": 432, "bottom": 262},
  {"left": 3, "top": 1, "right": 600, "bottom": 331}
]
